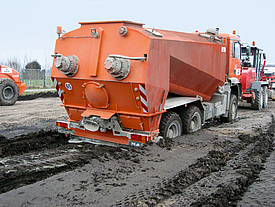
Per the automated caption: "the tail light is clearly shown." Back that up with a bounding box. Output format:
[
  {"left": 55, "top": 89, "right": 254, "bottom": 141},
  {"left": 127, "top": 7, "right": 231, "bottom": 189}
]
[
  {"left": 56, "top": 121, "right": 68, "bottom": 129},
  {"left": 131, "top": 134, "right": 148, "bottom": 143}
]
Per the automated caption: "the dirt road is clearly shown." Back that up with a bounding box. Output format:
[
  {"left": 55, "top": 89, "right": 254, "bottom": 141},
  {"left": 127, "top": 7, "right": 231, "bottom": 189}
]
[
  {"left": 0, "top": 96, "right": 67, "bottom": 138},
  {"left": 0, "top": 96, "right": 274, "bottom": 206}
]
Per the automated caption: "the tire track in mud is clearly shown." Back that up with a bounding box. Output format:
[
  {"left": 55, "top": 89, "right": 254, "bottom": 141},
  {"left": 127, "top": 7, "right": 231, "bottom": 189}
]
[
  {"left": 114, "top": 120, "right": 275, "bottom": 206},
  {"left": 0, "top": 130, "right": 68, "bottom": 158},
  {"left": 0, "top": 130, "right": 144, "bottom": 194},
  {"left": 0, "top": 130, "right": 69, "bottom": 193}
]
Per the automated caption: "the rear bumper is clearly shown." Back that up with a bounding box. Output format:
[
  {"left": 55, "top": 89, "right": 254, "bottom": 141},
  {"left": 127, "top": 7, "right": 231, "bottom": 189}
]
[{"left": 56, "top": 120, "right": 157, "bottom": 147}]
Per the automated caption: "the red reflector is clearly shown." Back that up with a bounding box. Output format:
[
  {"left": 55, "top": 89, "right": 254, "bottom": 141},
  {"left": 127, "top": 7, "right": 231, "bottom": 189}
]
[
  {"left": 56, "top": 121, "right": 68, "bottom": 128},
  {"left": 131, "top": 134, "right": 139, "bottom": 141}
]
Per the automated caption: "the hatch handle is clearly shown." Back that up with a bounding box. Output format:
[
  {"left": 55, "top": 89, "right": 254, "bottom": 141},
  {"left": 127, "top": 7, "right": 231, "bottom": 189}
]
[{"left": 108, "top": 54, "right": 146, "bottom": 62}]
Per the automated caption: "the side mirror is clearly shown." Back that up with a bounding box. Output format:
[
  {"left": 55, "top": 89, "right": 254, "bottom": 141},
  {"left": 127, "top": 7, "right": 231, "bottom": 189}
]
[
  {"left": 246, "top": 46, "right": 250, "bottom": 56},
  {"left": 263, "top": 53, "right": 266, "bottom": 60}
]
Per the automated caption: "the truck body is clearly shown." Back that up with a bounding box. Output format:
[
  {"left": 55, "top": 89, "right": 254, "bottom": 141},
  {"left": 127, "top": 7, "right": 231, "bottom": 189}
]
[
  {"left": 0, "top": 65, "right": 26, "bottom": 105},
  {"left": 240, "top": 44, "right": 269, "bottom": 109},
  {"left": 51, "top": 21, "right": 241, "bottom": 146}
]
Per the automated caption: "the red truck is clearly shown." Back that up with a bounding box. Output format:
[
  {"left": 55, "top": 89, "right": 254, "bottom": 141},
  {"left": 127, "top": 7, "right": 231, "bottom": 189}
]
[{"left": 240, "top": 43, "right": 269, "bottom": 109}]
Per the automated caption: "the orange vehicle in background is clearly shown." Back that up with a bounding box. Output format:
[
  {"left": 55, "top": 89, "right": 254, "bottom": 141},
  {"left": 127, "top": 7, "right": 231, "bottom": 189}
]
[
  {"left": 51, "top": 21, "right": 242, "bottom": 146},
  {"left": 0, "top": 65, "right": 26, "bottom": 105}
]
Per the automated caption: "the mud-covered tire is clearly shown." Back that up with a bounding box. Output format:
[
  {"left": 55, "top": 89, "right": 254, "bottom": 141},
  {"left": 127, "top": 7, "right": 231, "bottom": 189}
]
[
  {"left": 251, "top": 87, "right": 263, "bottom": 110},
  {"left": 262, "top": 86, "right": 268, "bottom": 108},
  {"left": 0, "top": 78, "right": 19, "bottom": 106},
  {"left": 221, "top": 94, "right": 238, "bottom": 122},
  {"left": 182, "top": 105, "right": 202, "bottom": 134},
  {"left": 160, "top": 111, "right": 182, "bottom": 139}
]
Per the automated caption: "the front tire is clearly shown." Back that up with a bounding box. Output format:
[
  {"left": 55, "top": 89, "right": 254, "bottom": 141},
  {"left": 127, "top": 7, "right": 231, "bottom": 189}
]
[
  {"left": 221, "top": 94, "right": 238, "bottom": 122},
  {"left": 160, "top": 111, "right": 182, "bottom": 139},
  {"left": 251, "top": 87, "right": 263, "bottom": 110},
  {"left": 0, "top": 78, "right": 19, "bottom": 106}
]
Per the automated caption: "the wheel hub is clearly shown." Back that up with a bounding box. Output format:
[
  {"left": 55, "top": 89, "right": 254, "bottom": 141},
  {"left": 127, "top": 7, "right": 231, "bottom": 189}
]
[
  {"left": 3, "top": 86, "right": 14, "bottom": 100},
  {"left": 190, "top": 112, "right": 201, "bottom": 132},
  {"left": 166, "top": 121, "right": 181, "bottom": 138}
]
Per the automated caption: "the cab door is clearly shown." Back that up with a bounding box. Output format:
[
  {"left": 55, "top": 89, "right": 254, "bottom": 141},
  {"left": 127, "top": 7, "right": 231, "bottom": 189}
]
[{"left": 229, "top": 40, "right": 242, "bottom": 80}]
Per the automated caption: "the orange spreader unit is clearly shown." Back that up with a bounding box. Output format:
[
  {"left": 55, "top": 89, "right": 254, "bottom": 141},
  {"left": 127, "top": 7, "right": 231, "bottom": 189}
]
[{"left": 51, "top": 21, "right": 228, "bottom": 146}]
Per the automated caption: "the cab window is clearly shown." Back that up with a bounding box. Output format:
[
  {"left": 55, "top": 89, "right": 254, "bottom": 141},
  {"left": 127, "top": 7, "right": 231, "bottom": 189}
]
[{"left": 232, "top": 42, "right": 241, "bottom": 60}]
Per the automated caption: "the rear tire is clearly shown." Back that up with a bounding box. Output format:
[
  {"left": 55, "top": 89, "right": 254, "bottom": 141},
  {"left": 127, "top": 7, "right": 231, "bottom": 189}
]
[
  {"left": 160, "top": 111, "right": 182, "bottom": 139},
  {"left": 182, "top": 105, "right": 202, "bottom": 133},
  {"left": 221, "top": 94, "right": 238, "bottom": 122},
  {"left": 251, "top": 87, "right": 263, "bottom": 110},
  {"left": 0, "top": 78, "right": 19, "bottom": 106},
  {"left": 262, "top": 86, "right": 268, "bottom": 108}
]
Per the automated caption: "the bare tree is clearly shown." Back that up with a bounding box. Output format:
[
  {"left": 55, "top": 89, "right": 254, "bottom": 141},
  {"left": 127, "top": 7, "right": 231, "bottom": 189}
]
[{"left": 0, "top": 56, "right": 22, "bottom": 70}]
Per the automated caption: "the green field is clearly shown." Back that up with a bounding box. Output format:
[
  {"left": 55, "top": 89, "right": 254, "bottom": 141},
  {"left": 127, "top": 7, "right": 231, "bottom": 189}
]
[{"left": 22, "top": 78, "right": 54, "bottom": 88}]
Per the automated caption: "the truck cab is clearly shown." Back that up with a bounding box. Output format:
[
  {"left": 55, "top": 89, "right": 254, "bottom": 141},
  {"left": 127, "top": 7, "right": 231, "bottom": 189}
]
[{"left": 219, "top": 32, "right": 242, "bottom": 81}]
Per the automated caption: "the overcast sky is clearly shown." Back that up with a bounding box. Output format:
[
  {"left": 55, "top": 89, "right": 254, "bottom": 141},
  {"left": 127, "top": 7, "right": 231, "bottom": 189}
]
[{"left": 0, "top": 0, "right": 274, "bottom": 68}]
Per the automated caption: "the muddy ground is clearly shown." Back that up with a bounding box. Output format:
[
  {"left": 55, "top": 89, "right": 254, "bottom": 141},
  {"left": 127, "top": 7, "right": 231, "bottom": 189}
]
[{"left": 0, "top": 93, "right": 274, "bottom": 206}]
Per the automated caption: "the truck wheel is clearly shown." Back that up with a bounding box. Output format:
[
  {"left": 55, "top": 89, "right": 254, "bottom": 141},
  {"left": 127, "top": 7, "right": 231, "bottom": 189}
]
[
  {"left": 262, "top": 86, "right": 268, "bottom": 108},
  {"left": 251, "top": 87, "right": 263, "bottom": 110},
  {"left": 182, "top": 105, "right": 202, "bottom": 133},
  {"left": 160, "top": 111, "right": 182, "bottom": 139},
  {"left": 221, "top": 94, "right": 238, "bottom": 122},
  {"left": 0, "top": 78, "right": 19, "bottom": 106}
]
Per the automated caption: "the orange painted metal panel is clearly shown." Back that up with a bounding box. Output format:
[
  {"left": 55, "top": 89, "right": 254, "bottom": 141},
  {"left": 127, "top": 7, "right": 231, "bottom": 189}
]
[
  {"left": 81, "top": 109, "right": 115, "bottom": 120},
  {"left": 67, "top": 108, "right": 85, "bottom": 121},
  {"left": 89, "top": 27, "right": 104, "bottom": 76},
  {"left": 73, "top": 128, "right": 130, "bottom": 145},
  {"left": 120, "top": 115, "right": 143, "bottom": 130},
  {"left": 147, "top": 33, "right": 227, "bottom": 102}
]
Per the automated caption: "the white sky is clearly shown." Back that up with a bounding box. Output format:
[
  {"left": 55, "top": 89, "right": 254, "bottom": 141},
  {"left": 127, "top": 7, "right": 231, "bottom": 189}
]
[{"left": 1, "top": 0, "right": 274, "bottom": 68}]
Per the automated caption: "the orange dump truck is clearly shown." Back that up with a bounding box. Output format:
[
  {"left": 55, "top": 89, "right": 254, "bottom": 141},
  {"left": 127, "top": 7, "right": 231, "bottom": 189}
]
[
  {"left": 51, "top": 21, "right": 242, "bottom": 146},
  {"left": 0, "top": 65, "right": 26, "bottom": 105}
]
